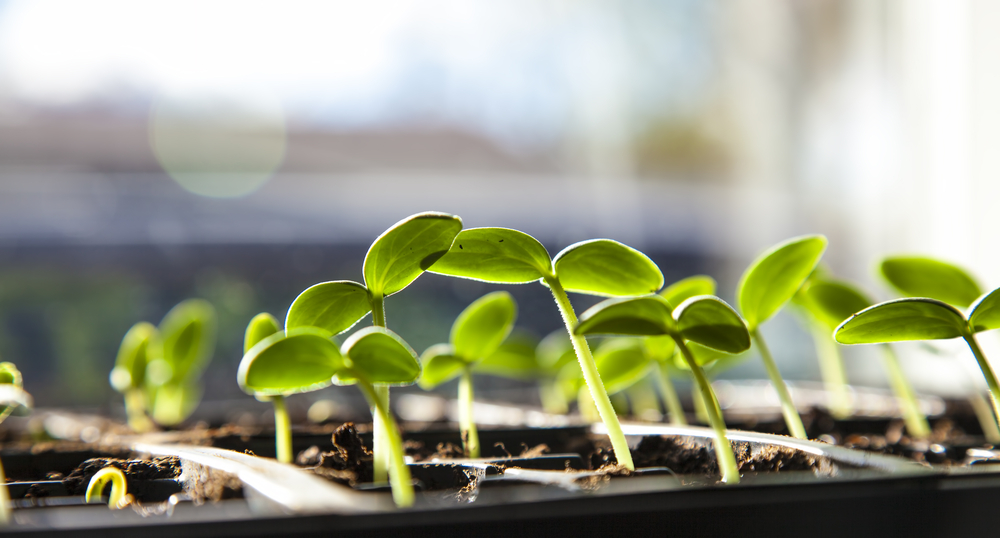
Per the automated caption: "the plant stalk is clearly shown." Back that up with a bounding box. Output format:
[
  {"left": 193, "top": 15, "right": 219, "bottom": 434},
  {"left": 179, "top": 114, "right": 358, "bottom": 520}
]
[
  {"left": 371, "top": 384, "right": 390, "bottom": 483},
  {"left": 124, "top": 389, "right": 154, "bottom": 433},
  {"left": 545, "top": 276, "right": 633, "bottom": 470},
  {"left": 879, "top": 345, "right": 931, "bottom": 439},
  {"left": 271, "top": 395, "right": 293, "bottom": 463},
  {"left": 654, "top": 362, "right": 687, "bottom": 426},
  {"left": 358, "top": 381, "right": 414, "bottom": 508},
  {"left": 674, "top": 337, "right": 740, "bottom": 484},
  {"left": 0, "top": 459, "right": 9, "bottom": 525},
  {"left": 692, "top": 379, "right": 710, "bottom": 424},
  {"left": 810, "top": 324, "right": 852, "bottom": 419},
  {"left": 458, "top": 366, "right": 480, "bottom": 458},
  {"left": 751, "top": 329, "right": 808, "bottom": 439},
  {"left": 371, "top": 293, "right": 386, "bottom": 328},
  {"left": 963, "top": 333, "right": 1000, "bottom": 437}
]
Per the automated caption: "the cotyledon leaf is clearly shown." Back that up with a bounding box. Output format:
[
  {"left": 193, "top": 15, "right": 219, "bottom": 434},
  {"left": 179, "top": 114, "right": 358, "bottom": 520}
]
[
  {"left": 429, "top": 228, "right": 553, "bottom": 284},
  {"left": 593, "top": 339, "right": 652, "bottom": 395},
  {"left": 363, "top": 212, "right": 463, "bottom": 297},
  {"left": 969, "top": 287, "right": 1000, "bottom": 333},
  {"left": 796, "top": 278, "right": 873, "bottom": 331},
  {"left": 552, "top": 239, "right": 664, "bottom": 297},
  {"left": 285, "top": 281, "right": 372, "bottom": 335},
  {"left": 450, "top": 291, "right": 517, "bottom": 361},
  {"left": 244, "top": 313, "right": 281, "bottom": 354},
  {"left": 110, "top": 322, "right": 159, "bottom": 392},
  {"left": 880, "top": 255, "right": 982, "bottom": 308},
  {"left": 737, "top": 235, "right": 827, "bottom": 330},
  {"left": 476, "top": 332, "right": 541, "bottom": 380},
  {"left": 157, "top": 299, "right": 217, "bottom": 383},
  {"left": 835, "top": 298, "right": 968, "bottom": 345},
  {"left": 661, "top": 275, "right": 717, "bottom": 309},
  {"left": 340, "top": 327, "right": 421, "bottom": 386},
  {"left": 418, "top": 344, "right": 466, "bottom": 389},
  {"left": 673, "top": 296, "right": 751, "bottom": 354},
  {"left": 575, "top": 295, "right": 675, "bottom": 337},
  {"left": 238, "top": 328, "right": 345, "bottom": 396}
]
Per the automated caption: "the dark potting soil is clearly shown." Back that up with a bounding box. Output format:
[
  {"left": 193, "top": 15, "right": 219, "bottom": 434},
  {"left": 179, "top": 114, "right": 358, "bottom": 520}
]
[
  {"left": 297, "top": 423, "right": 374, "bottom": 486},
  {"left": 61, "top": 456, "right": 180, "bottom": 496}
]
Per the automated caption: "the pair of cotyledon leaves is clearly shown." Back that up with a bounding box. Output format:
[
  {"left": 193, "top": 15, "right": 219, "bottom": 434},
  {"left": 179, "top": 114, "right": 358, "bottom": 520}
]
[{"left": 238, "top": 313, "right": 420, "bottom": 397}]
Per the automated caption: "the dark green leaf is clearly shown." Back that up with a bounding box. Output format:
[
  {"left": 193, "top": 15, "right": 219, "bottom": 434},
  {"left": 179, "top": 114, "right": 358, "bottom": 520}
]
[
  {"left": 244, "top": 313, "right": 281, "bottom": 354},
  {"left": 880, "top": 256, "right": 982, "bottom": 308},
  {"left": 363, "top": 212, "right": 463, "bottom": 297},
  {"left": 285, "top": 281, "right": 372, "bottom": 335},
  {"left": 835, "top": 298, "right": 968, "bottom": 344},
  {"left": 110, "top": 322, "right": 159, "bottom": 392},
  {"left": 238, "top": 329, "right": 344, "bottom": 396},
  {"left": 429, "top": 227, "right": 553, "bottom": 283},
  {"left": 969, "top": 287, "right": 1000, "bottom": 333},
  {"left": 341, "top": 327, "right": 420, "bottom": 385},
  {"left": 796, "top": 279, "right": 873, "bottom": 331},
  {"left": 553, "top": 239, "right": 663, "bottom": 297},
  {"left": 642, "top": 336, "right": 676, "bottom": 362},
  {"left": 535, "top": 330, "right": 576, "bottom": 374},
  {"left": 451, "top": 291, "right": 517, "bottom": 360},
  {"left": 417, "top": 344, "right": 466, "bottom": 388},
  {"left": 737, "top": 235, "right": 827, "bottom": 330},
  {"left": 476, "top": 332, "right": 541, "bottom": 380},
  {"left": 661, "top": 275, "right": 716, "bottom": 309},
  {"left": 157, "top": 299, "right": 217, "bottom": 383},
  {"left": 575, "top": 295, "right": 675, "bottom": 336},
  {"left": 593, "top": 339, "right": 652, "bottom": 394},
  {"left": 674, "top": 296, "right": 750, "bottom": 354}
]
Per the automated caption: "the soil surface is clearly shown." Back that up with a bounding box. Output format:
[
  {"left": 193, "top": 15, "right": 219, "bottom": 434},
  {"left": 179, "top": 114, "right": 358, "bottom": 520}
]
[
  {"left": 297, "top": 423, "right": 374, "bottom": 486},
  {"left": 62, "top": 456, "right": 180, "bottom": 496}
]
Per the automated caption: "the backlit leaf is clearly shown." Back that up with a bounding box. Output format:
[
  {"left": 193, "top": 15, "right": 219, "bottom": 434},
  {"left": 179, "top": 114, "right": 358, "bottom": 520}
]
[
  {"left": 737, "top": 235, "right": 827, "bottom": 330},
  {"left": 157, "top": 299, "right": 216, "bottom": 383},
  {"left": 796, "top": 279, "right": 873, "bottom": 331},
  {"left": 451, "top": 291, "right": 517, "bottom": 360},
  {"left": 674, "top": 296, "right": 750, "bottom": 354},
  {"left": 0, "top": 363, "right": 28, "bottom": 420},
  {"left": 110, "top": 322, "right": 159, "bottom": 392},
  {"left": 238, "top": 328, "right": 344, "bottom": 396},
  {"left": 835, "top": 298, "right": 968, "bottom": 344},
  {"left": 244, "top": 313, "right": 281, "bottom": 354},
  {"left": 285, "top": 281, "right": 372, "bottom": 335},
  {"left": 476, "top": 332, "right": 541, "bottom": 380},
  {"left": 661, "top": 275, "right": 717, "bottom": 309},
  {"left": 418, "top": 344, "right": 465, "bottom": 388},
  {"left": 880, "top": 255, "right": 982, "bottom": 308},
  {"left": 341, "top": 327, "right": 420, "bottom": 385},
  {"left": 150, "top": 380, "right": 202, "bottom": 426},
  {"left": 363, "top": 212, "right": 463, "bottom": 297},
  {"left": 575, "top": 295, "right": 675, "bottom": 337},
  {"left": 593, "top": 339, "right": 652, "bottom": 394},
  {"left": 553, "top": 239, "right": 663, "bottom": 297},
  {"left": 642, "top": 335, "right": 676, "bottom": 362},
  {"left": 536, "top": 330, "right": 576, "bottom": 374},
  {"left": 429, "top": 227, "right": 553, "bottom": 283},
  {"left": 969, "top": 287, "right": 1000, "bottom": 333}
]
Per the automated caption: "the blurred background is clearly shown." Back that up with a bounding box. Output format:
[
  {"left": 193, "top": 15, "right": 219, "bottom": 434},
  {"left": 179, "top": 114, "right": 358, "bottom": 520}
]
[{"left": 0, "top": 0, "right": 998, "bottom": 417}]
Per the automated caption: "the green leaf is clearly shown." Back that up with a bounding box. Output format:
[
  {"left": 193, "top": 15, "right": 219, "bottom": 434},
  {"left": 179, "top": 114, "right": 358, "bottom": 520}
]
[
  {"left": 880, "top": 255, "right": 982, "bottom": 308},
  {"left": 475, "top": 332, "right": 541, "bottom": 380},
  {"left": 110, "top": 322, "right": 159, "bottom": 392},
  {"left": 552, "top": 239, "right": 664, "bottom": 297},
  {"left": 673, "top": 342, "right": 744, "bottom": 372},
  {"left": 661, "top": 275, "right": 717, "bottom": 309},
  {"left": 285, "top": 281, "right": 372, "bottom": 335},
  {"left": 0, "top": 363, "right": 29, "bottom": 420},
  {"left": 451, "top": 291, "right": 517, "bottom": 360},
  {"left": 157, "top": 299, "right": 217, "bottom": 383},
  {"left": 341, "top": 327, "right": 421, "bottom": 385},
  {"left": 673, "top": 296, "right": 751, "bottom": 354},
  {"left": 834, "top": 298, "right": 968, "bottom": 344},
  {"left": 969, "top": 287, "right": 1000, "bottom": 333},
  {"left": 150, "top": 380, "right": 202, "bottom": 425},
  {"left": 244, "top": 313, "right": 281, "bottom": 354},
  {"left": 593, "top": 339, "right": 652, "bottom": 394},
  {"left": 363, "top": 212, "right": 463, "bottom": 297},
  {"left": 238, "top": 328, "right": 344, "bottom": 396},
  {"left": 737, "top": 235, "right": 827, "bottom": 330},
  {"left": 429, "top": 227, "right": 553, "bottom": 283},
  {"left": 796, "top": 279, "right": 873, "bottom": 331},
  {"left": 575, "top": 295, "right": 674, "bottom": 337},
  {"left": 642, "top": 335, "right": 676, "bottom": 362},
  {"left": 536, "top": 330, "right": 576, "bottom": 374},
  {"left": 417, "top": 344, "right": 466, "bottom": 388}
]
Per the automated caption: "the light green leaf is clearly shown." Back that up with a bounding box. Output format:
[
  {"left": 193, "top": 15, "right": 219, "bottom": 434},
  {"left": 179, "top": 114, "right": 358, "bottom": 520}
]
[
  {"left": 150, "top": 380, "right": 202, "bottom": 426},
  {"left": 642, "top": 336, "right": 676, "bottom": 362},
  {"left": 476, "top": 332, "right": 541, "bottom": 380},
  {"left": 429, "top": 227, "right": 553, "bottom": 283},
  {"left": 285, "top": 281, "right": 372, "bottom": 335},
  {"left": 737, "top": 235, "right": 827, "bottom": 330},
  {"left": 796, "top": 279, "right": 873, "bottom": 331},
  {"left": 674, "top": 296, "right": 750, "bottom": 354},
  {"left": 417, "top": 344, "right": 466, "bottom": 389},
  {"left": 575, "top": 295, "right": 674, "bottom": 337},
  {"left": 536, "top": 330, "right": 576, "bottom": 374},
  {"left": 341, "top": 327, "right": 421, "bottom": 385},
  {"left": 110, "top": 322, "right": 159, "bottom": 392},
  {"left": 363, "top": 212, "right": 463, "bottom": 297},
  {"left": 969, "top": 287, "right": 1000, "bottom": 333},
  {"left": 661, "top": 275, "right": 717, "bottom": 309},
  {"left": 0, "top": 363, "right": 29, "bottom": 420},
  {"left": 244, "top": 313, "right": 281, "bottom": 354},
  {"left": 593, "top": 339, "right": 652, "bottom": 394},
  {"left": 880, "top": 255, "right": 982, "bottom": 308},
  {"left": 156, "top": 299, "right": 216, "bottom": 383},
  {"left": 238, "top": 328, "right": 344, "bottom": 396},
  {"left": 552, "top": 239, "right": 664, "bottom": 297},
  {"left": 835, "top": 298, "right": 968, "bottom": 344},
  {"left": 451, "top": 291, "right": 517, "bottom": 361}
]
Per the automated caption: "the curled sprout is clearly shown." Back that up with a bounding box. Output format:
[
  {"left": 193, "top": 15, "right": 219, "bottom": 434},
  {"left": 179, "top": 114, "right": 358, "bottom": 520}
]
[{"left": 85, "top": 467, "right": 133, "bottom": 509}]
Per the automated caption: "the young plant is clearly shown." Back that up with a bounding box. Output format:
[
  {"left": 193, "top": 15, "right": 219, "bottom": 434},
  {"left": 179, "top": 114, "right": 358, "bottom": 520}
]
[
  {"left": 736, "top": 235, "right": 827, "bottom": 439},
  {"left": 109, "top": 322, "right": 159, "bottom": 433},
  {"left": 285, "top": 212, "right": 462, "bottom": 481},
  {"left": 238, "top": 312, "right": 295, "bottom": 463},
  {"left": 574, "top": 294, "right": 751, "bottom": 483},
  {"left": 85, "top": 467, "right": 131, "bottom": 509},
  {"left": 0, "top": 362, "right": 32, "bottom": 525},
  {"left": 419, "top": 291, "right": 517, "bottom": 458},
  {"left": 796, "top": 277, "right": 931, "bottom": 438},
  {"left": 429, "top": 228, "right": 665, "bottom": 470},
  {"left": 835, "top": 287, "right": 1000, "bottom": 436},
  {"left": 792, "top": 276, "right": 853, "bottom": 419},
  {"left": 239, "top": 326, "right": 420, "bottom": 507}
]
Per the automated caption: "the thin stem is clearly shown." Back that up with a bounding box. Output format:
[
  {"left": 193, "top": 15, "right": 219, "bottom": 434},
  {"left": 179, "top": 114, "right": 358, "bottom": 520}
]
[
  {"left": 963, "top": 333, "right": 1000, "bottom": 438},
  {"left": 654, "top": 362, "right": 687, "bottom": 426},
  {"left": 968, "top": 391, "right": 1000, "bottom": 444},
  {"left": 879, "top": 345, "right": 931, "bottom": 439},
  {"left": 0, "top": 458, "right": 9, "bottom": 525},
  {"left": 539, "top": 379, "right": 569, "bottom": 414},
  {"left": 371, "top": 294, "right": 386, "bottom": 327},
  {"left": 751, "top": 328, "right": 807, "bottom": 439},
  {"left": 545, "top": 276, "right": 633, "bottom": 470},
  {"left": 358, "top": 381, "right": 414, "bottom": 508},
  {"left": 692, "top": 378, "right": 710, "bottom": 424},
  {"left": 124, "top": 389, "right": 154, "bottom": 433},
  {"left": 371, "top": 384, "right": 390, "bottom": 483},
  {"left": 674, "top": 337, "right": 739, "bottom": 484},
  {"left": 271, "top": 395, "right": 293, "bottom": 463},
  {"left": 458, "top": 366, "right": 480, "bottom": 458},
  {"left": 810, "top": 323, "right": 852, "bottom": 419}
]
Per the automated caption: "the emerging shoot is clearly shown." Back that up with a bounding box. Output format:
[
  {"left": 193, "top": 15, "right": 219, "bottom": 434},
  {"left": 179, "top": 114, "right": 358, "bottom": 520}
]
[
  {"left": 145, "top": 299, "right": 217, "bottom": 426},
  {"left": 85, "top": 467, "right": 132, "bottom": 509}
]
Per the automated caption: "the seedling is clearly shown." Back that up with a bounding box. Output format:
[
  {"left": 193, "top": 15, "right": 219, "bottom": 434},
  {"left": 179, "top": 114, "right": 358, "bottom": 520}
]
[
  {"left": 736, "top": 235, "right": 827, "bottom": 439},
  {"left": 796, "top": 276, "right": 931, "bottom": 438},
  {"left": 429, "top": 228, "right": 664, "bottom": 470},
  {"left": 239, "top": 326, "right": 421, "bottom": 507},
  {"left": 419, "top": 291, "right": 517, "bottom": 457},
  {"left": 240, "top": 312, "right": 293, "bottom": 462},
  {"left": 85, "top": 467, "right": 132, "bottom": 509},
  {"left": 792, "top": 275, "right": 853, "bottom": 419},
  {"left": 835, "top": 287, "right": 1000, "bottom": 436},
  {"left": 0, "top": 362, "right": 32, "bottom": 525},
  {"left": 574, "top": 294, "right": 751, "bottom": 483},
  {"left": 109, "top": 322, "right": 159, "bottom": 432},
  {"left": 285, "top": 212, "right": 461, "bottom": 480}
]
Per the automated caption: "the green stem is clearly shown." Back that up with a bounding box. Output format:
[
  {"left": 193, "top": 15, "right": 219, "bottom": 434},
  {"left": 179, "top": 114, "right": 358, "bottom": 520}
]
[
  {"left": 963, "top": 333, "right": 1000, "bottom": 439},
  {"left": 654, "top": 362, "right": 687, "bottom": 426},
  {"left": 545, "top": 276, "right": 633, "bottom": 470},
  {"left": 879, "top": 345, "right": 931, "bottom": 439},
  {"left": 359, "top": 381, "right": 414, "bottom": 508},
  {"left": 459, "top": 366, "right": 480, "bottom": 458},
  {"left": 751, "top": 328, "right": 807, "bottom": 439},
  {"left": 0, "top": 458, "right": 9, "bottom": 525},
  {"left": 124, "top": 389, "right": 154, "bottom": 433},
  {"left": 539, "top": 379, "right": 569, "bottom": 414},
  {"left": 692, "top": 378, "right": 710, "bottom": 424},
  {"left": 968, "top": 391, "right": 1000, "bottom": 444},
  {"left": 371, "top": 294, "right": 386, "bottom": 327},
  {"left": 371, "top": 384, "right": 390, "bottom": 483},
  {"left": 271, "top": 395, "right": 293, "bottom": 464},
  {"left": 810, "top": 323, "right": 852, "bottom": 419},
  {"left": 674, "top": 337, "right": 739, "bottom": 484}
]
